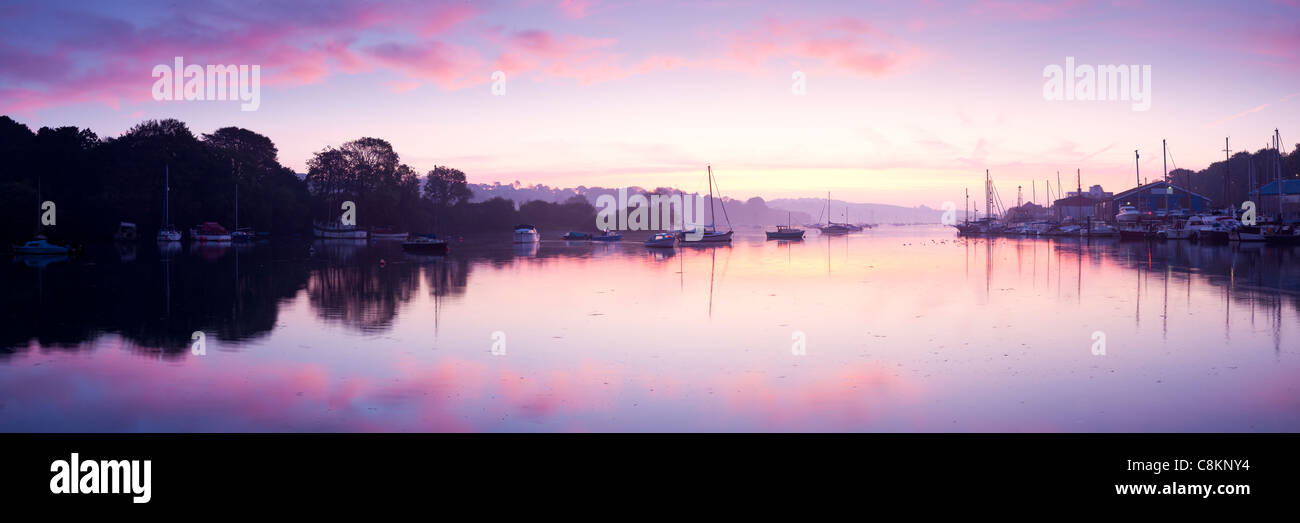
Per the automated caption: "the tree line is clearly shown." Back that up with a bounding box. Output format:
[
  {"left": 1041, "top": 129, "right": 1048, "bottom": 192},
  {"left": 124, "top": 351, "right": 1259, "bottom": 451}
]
[{"left": 0, "top": 115, "right": 598, "bottom": 245}]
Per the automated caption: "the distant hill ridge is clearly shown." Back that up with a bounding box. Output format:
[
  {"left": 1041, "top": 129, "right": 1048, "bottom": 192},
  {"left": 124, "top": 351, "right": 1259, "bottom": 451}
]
[{"left": 468, "top": 182, "right": 947, "bottom": 225}]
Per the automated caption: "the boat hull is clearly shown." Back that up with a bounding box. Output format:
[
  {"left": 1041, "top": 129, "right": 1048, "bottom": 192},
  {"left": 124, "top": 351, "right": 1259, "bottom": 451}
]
[
  {"left": 766, "top": 230, "right": 805, "bottom": 240},
  {"left": 13, "top": 246, "right": 68, "bottom": 255},
  {"left": 314, "top": 226, "right": 368, "bottom": 239},
  {"left": 513, "top": 230, "right": 539, "bottom": 243},
  {"left": 680, "top": 230, "right": 733, "bottom": 243},
  {"left": 402, "top": 241, "right": 448, "bottom": 254}
]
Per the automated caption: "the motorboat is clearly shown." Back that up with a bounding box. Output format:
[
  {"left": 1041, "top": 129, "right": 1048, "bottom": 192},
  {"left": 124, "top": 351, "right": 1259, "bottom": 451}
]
[
  {"left": 1185, "top": 215, "right": 1229, "bottom": 243},
  {"left": 1083, "top": 223, "right": 1118, "bottom": 237},
  {"left": 592, "top": 231, "right": 622, "bottom": 242},
  {"left": 766, "top": 225, "right": 805, "bottom": 240},
  {"left": 401, "top": 233, "right": 448, "bottom": 254},
  {"left": 644, "top": 232, "right": 676, "bottom": 248},
  {"left": 157, "top": 225, "right": 182, "bottom": 242},
  {"left": 370, "top": 227, "right": 408, "bottom": 240},
  {"left": 114, "top": 222, "right": 138, "bottom": 241},
  {"left": 513, "top": 224, "right": 540, "bottom": 243},
  {"left": 191, "top": 222, "right": 233, "bottom": 243},
  {"left": 1116, "top": 205, "right": 1141, "bottom": 223},
  {"left": 314, "top": 221, "right": 368, "bottom": 239},
  {"left": 562, "top": 231, "right": 592, "bottom": 240},
  {"left": 13, "top": 235, "right": 69, "bottom": 255}
]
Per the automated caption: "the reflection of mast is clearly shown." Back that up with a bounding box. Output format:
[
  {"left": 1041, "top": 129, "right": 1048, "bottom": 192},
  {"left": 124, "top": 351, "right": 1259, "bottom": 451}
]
[{"left": 708, "top": 248, "right": 716, "bottom": 319}]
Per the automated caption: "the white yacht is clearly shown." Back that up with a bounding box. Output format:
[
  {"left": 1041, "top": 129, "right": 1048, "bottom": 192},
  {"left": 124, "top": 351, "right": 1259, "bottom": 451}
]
[
  {"left": 513, "top": 224, "right": 540, "bottom": 243},
  {"left": 1115, "top": 205, "right": 1141, "bottom": 223}
]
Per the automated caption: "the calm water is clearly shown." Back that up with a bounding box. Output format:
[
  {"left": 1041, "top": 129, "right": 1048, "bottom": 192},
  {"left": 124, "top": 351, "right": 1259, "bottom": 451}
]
[{"left": 3, "top": 225, "right": 1299, "bottom": 432}]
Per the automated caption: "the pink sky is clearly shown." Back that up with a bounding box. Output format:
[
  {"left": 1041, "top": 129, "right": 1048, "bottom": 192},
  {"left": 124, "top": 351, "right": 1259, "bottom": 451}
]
[{"left": 2, "top": 0, "right": 1298, "bottom": 206}]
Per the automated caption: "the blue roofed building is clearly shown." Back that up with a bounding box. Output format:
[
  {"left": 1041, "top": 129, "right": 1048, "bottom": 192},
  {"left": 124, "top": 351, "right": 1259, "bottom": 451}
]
[
  {"left": 1249, "top": 179, "right": 1300, "bottom": 222},
  {"left": 1106, "top": 180, "right": 1212, "bottom": 220}
]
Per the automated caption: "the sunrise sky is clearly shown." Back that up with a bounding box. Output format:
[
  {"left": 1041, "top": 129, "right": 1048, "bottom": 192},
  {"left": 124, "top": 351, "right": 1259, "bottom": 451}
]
[{"left": 2, "top": 0, "right": 1298, "bottom": 207}]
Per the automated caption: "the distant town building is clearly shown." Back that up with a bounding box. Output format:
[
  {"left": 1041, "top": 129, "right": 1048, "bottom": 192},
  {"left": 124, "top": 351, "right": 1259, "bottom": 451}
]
[
  {"left": 1251, "top": 179, "right": 1300, "bottom": 222},
  {"left": 1067, "top": 184, "right": 1113, "bottom": 200},
  {"left": 1053, "top": 195, "right": 1103, "bottom": 220},
  {"left": 1107, "top": 180, "right": 1211, "bottom": 218}
]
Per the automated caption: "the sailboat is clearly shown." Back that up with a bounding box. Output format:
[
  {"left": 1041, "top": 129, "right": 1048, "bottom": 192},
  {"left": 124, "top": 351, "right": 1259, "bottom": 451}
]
[
  {"left": 13, "top": 175, "right": 70, "bottom": 255},
  {"left": 678, "top": 165, "right": 733, "bottom": 243},
  {"left": 157, "top": 165, "right": 182, "bottom": 242},
  {"left": 231, "top": 182, "right": 252, "bottom": 242},
  {"left": 817, "top": 193, "right": 852, "bottom": 235}
]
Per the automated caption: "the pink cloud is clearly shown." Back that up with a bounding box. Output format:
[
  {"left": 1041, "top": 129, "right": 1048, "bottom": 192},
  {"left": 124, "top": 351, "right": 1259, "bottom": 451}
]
[
  {"left": 969, "top": 0, "right": 1087, "bottom": 21},
  {"left": 557, "top": 0, "right": 597, "bottom": 19},
  {"left": 720, "top": 17, "right": 924, "bottom": 77}
]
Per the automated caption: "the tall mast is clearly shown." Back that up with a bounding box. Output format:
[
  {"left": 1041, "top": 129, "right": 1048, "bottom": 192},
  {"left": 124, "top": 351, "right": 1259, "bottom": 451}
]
[
  {"left": 1223, "top": 137, "right": 1231, "bottom": 209},
  {"left": 707, "top": 165, "right": 715, "bottom": 228},
  {"left": 1134, "top": 149, "right": 1140, "bottom": 186},
  {"left": 163, "top": 164, "right": 170, "bottom": 226},
  {"left": 964, "top": 188, "right": 969, "bottom": 225},
  {"left": 985, "top": 169, "right": 992, "bottom": 220}
]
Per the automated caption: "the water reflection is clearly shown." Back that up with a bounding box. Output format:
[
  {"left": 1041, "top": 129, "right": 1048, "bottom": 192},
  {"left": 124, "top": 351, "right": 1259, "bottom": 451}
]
[{"left": 2, "top": 227, "right": 1298, "bottom": 431}]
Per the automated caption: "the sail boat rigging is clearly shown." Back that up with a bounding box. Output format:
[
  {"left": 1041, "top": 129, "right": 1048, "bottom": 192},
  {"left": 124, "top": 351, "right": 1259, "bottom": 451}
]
[
  {"left": 157, "top": 164, "right": 181, "bottom": 242},
  {"left": 679, "top": 165, "right": 733, "bottom": 243}
]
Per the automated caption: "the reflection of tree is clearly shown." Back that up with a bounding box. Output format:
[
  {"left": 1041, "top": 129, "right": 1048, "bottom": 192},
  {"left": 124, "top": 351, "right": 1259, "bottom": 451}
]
[
  {"left": 0, "top": 242, "right": 309, "bottom": 358},
  {"left": 1087, "top": 241, "right": 1300, "bottom": 315},
  {"left": 306, "top": 243, "right": 422, "bottom": 333}
]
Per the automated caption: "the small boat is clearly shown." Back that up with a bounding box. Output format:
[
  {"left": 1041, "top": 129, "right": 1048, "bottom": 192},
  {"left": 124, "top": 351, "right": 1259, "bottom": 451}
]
[
  {"left": 1155, "top": 223, "right": 1192, "bottom": 240},
  {"left": 1263, "top": 224, "right": 1300, "bottom": 244},
  {"left": 13, "top": 235, "right": 69, "bottom": 255},
  {"left": 1230, "top": 223, "right": 1265, "bottom": 242},
  {"left": 157, "top": 165, "right": 182, "bottom": 242},
  {"left": 818, "top": 223, "right": 853, "bottom": 235},
  {"left": 513, "top": 224, "right": 540, "bottom": 243},
  {"left": 562, "top": 231, "right": 592, "bottom": 240},
  {"left": 1082, "top": 223, "right": 1118, "bottom": 237},
  {"left": 1117, "top": 225, "right": 1151, "bottom": 241},
  {"left": 191, "top": 222, "right": 232, "bottom": 243},
  {"left": 231, "top": 227, "right": 254, "bottom": 242},
  {"left": 402, "top": 233, "right": 448, "bottom": 254},
  {"left": 592, "top": 230, "right": 622, "bottom": 242},
  {"left": 766, "top": 225, "right": 805, "bottom": 240},
  {"left": 679, "top": 229, "right": 735, "bottom": 243},
  {"left": 114, "top": 222, "right": 138, "bottom": 242},
  {"left": 370, "top": 227, "right": 409, "bottom": 240},
  {"left": 644, "top": 232, "right": 676, "bottom": 248},
  {"left": 1186, "top": 216, "right": 1230, "bottom": 243},
  {"left": 314, "top": 221, "right": 368, "bottom": 239},
  {"left": 1116, "top": 205, "right": 1141, "bottom": 223},
  {"left": 157, "top": 225, "right": 182, "bottom": 242}
]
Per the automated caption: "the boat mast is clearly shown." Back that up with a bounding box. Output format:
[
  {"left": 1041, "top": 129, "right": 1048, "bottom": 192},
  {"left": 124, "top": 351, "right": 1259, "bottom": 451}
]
[
  {"left": 707, "top": 165, "right": 715, "bottom": 229},
  {"left": 1162, "top": 139, "right": 1168, "bottom": 215},
  {"left": 1134, "top": 149, "right": 1140, "bottom": 186},
  {"left": 163, "top": 164, "right": 170, "bottom": 226},
  {"left": 1223, "top": 137, "right": 1231, "bottom": 212},
  {"left": 985, "top": 169, "right": 992, "bottom": 220}
]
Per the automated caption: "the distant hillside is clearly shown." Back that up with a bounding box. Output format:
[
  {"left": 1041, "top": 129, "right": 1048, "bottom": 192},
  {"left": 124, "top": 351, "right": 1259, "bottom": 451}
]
[
  {"left": 768, "top": 198, "right": 950, "bottom": 225},
  {"left": 469, "top": 182, "right": 818, "bottom": 225}
]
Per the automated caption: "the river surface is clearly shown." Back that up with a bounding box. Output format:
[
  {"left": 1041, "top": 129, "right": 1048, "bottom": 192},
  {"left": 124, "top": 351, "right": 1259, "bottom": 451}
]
[{"left": 3, "top": 225, "right": 1298, "bottom": 431}]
